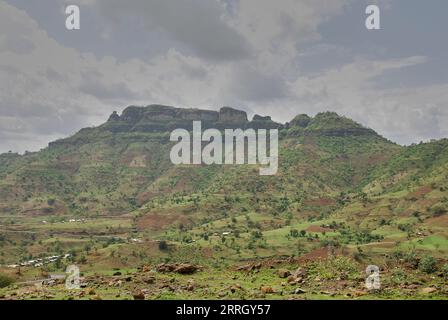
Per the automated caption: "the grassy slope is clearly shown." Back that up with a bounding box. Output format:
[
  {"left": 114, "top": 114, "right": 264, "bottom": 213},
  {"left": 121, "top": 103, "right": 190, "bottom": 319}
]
[{"left": 0, "top": 111, "right": 447, "bottom": 299}]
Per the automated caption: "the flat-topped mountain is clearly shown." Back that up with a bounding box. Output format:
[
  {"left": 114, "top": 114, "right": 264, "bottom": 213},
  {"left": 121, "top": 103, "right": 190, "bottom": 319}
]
[
  {"left": 69, "top": 104, "right": 381, "bottom": 139},
  {"left": 102, "top": 105, "right": 281, "bottom": 132},
  {"left": 38, "top": 105, "right": 384, "bottom": 150}
]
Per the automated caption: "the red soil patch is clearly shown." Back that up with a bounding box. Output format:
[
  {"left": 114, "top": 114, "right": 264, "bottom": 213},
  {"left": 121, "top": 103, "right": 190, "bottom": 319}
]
[
  {"left": 202, "top": 247, "right": 214, "bottom": 258},
  {"left": 137, "top": 191, "right": 158, "bottom": 206},
  {"left": 297, "top": 247, "right": 329, "bottom": 263},
  {"left": 407, "top": 186, "right": 432, "bottom": 199},
  {"left": 136, "top": 213, "right": 191, "bottom": 231},
  {"left": 306, "top": 225, "right": 333, "bottom": 233},
  {"left": 425, "top": 215, "right": 448, "bottom": 228}
]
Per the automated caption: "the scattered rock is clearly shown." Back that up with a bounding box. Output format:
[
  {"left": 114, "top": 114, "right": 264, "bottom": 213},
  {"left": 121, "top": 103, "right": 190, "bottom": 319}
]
[
  {"left": 293, "top": 288, "right": 307, "bottom": 294},
  {"left": 133, "top": 291, "right": 146, "bottom": 300},
  {"left": 287, "top": 275, "right": 303, "bottom": 284},
  {"left": 156, "top": 263, "right": 201, "bottom": 274},
  {"left": 175, "top": 264, "right": 199, "bottom": 274},
  {"left": 260, "top": 286, "right": 275, "bottom": 294},
  {"left": 352, "top": 290, "right": 367, "bottom": 297},
  {"left": 236, "top": 263, "right": 262, "bottom": 272},
  {"left": 277, "top": 269, "right": 291, "bottom": 278},
  {"left": 421, "top": 287, "right": 437, "bottom": 294},
  {"left": 143, "top": 276, "right": 155, "bottom": 284},
  {"left": 229, "top": 284, "right": 243, "bottom": 293},
  {"left": 186, "top": 279, "right": 196, "bottom": 291},
  {"left": 86, "top": 288, "right": 96, "bottom": 295}
]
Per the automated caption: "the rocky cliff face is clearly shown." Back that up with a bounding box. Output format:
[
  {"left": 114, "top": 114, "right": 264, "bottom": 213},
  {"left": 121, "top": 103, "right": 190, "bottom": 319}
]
[
  {"left": 104, "top": 104, "right": 282, "bottom": 132},
  {"left": 217, "top": 107, "right": 247, "bottom": 123},
  {"left": 49, "top": 105, "right": 382, "bottom": 148}
]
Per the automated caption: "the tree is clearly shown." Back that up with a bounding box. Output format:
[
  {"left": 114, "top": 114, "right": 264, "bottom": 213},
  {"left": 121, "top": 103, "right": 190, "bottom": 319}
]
[
  {"left": 158, "top": 240, "right": 168, "bottom": 251},
  {"left": 289, "top": 229, "right": 299, "bottom": 238}
]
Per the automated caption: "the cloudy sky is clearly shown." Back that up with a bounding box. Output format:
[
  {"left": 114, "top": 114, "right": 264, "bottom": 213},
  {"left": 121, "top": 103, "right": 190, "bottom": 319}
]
[{"left": 1, "top": 0, "right": 447, "bottom": 153}]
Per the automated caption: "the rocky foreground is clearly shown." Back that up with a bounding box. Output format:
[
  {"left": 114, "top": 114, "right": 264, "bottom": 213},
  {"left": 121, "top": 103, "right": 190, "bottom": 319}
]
[{"left": 1, "top": 257, "right": 447, "bottom": 300}]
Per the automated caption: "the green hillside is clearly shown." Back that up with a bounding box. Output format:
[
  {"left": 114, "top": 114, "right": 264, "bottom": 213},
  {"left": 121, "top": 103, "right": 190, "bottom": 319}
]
[{"left": 0, "top": 105, "right": 447, "bottom": 300}]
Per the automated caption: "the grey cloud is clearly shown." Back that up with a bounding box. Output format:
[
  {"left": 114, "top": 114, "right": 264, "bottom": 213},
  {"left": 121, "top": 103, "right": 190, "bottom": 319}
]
[
  {"left": 1, "top": 0, "right": 448, "bottom": 154},
  {"left": 0, "top": 34, "right": 35, "bottom": 54},
  {"left": 226, "top": 67, "right": 288, "bottom": 102},
  {"left": 78, "top": 71, "right": 136, "bottom": 100},
  {"left": 43, "top": 67, "right": 68, "bottom": 83},
  {"left": 95, "top": 0, "right": 252, "bottom": 61}
]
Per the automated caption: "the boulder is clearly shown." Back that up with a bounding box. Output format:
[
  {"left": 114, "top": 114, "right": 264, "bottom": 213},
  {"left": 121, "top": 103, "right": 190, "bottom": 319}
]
[
  {"left": 421, "top": 287, "right": 437, "bottom": 294},
  {"left": 260, "top": 286, "right": 275, "bottom": 294},
  {"left": 218, "top": 107, "right": 248, "bottom": 123},
  {"left": 174, "top": 264, "right": 199, "bottom": 274},
  {"left": 293, "top": 288, "right": 307, "bottom": 294},
  {"left": 133, "top": 291, "right": 146, "bottom": 300},
  {"left": 156, "top": 263, "right": 201, "bottom": 274},
  {"left": 277, "top": 269, "right": 291, "bottom": 278}
]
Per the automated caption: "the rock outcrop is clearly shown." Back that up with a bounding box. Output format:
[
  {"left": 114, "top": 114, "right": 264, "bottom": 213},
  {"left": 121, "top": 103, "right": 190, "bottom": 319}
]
[
  {"left": 218, "top": 107, "right": 247, "bottom": 123},
  {"left": 103, "top": 104, "right": 282, "bottom": 132},
  {"left": 48, "top": 105, "right": 382, "bottom": 149},
  {"left": 107, "top": 111, "right": 120, "bottom": 122},
  {"left": 290, "top": 114, "right": 311, "bottom": 128}
]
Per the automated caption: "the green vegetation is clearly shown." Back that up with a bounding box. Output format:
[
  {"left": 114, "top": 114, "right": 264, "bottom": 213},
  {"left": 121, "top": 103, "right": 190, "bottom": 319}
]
[
  {"left": 0, "top": 273, "right": 14, "bottom": 288},
  {"left": 419, "top": 255, "right": 437, "bottom": 274},
  {"left": 0, "top": 107, "right": 447, "bottom": 300}
]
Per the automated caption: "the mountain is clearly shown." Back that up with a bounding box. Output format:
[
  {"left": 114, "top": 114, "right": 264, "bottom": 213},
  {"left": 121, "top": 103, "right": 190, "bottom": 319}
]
[
  {"left": 0, "top": 105, "right": 447, "bottom": 299},
  {"left": 0, "top": 105, "right": 395, "bottom": 216}
]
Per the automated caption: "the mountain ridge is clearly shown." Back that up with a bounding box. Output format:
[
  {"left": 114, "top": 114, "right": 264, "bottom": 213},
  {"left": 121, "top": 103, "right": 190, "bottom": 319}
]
[{"left": 42, "top": 105, "right": 386, "bottom": 150}]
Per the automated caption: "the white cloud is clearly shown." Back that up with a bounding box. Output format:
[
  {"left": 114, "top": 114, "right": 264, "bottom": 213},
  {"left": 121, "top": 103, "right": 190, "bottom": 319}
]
[{"left": 0, "top": 0, "right": 447, "bottom": 153}]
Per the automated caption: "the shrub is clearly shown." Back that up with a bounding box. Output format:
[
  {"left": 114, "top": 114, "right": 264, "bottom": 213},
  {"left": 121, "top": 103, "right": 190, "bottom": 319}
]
[
  {"left": 430, "top": 204, "right": 447, "bottom": 217},
  {"left": 419, "top": 255, "right": 437, "bottom": 274},
  {"left": 0, "top": 273, "right": 14, "bottom": 288},
  {"left": 158, "top": 240, "right": 168, "bottom": 251},
  {"left": 289, "top": 229, "right": 299, "bottom": 238},
  {"left": 442, "top": 264, "right": 448, "bottom": 279},
  {"left": 404, "top": 250, "right": 419, "bottom": 269},
  {"left": 308, "top": 256, "right": 358, "bottom": 280}
]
